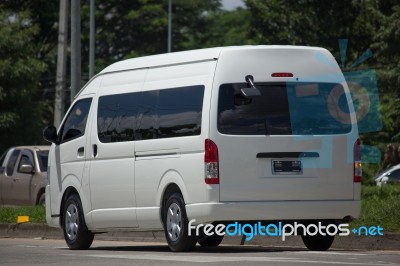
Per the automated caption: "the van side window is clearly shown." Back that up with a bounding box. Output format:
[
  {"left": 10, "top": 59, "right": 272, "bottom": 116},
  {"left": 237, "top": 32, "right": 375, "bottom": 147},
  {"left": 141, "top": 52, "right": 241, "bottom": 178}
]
[
  {"left": 97, "top": 85, "right": 204, "bottom": 143},
  {"left": 97, "top": 93, "right": 140, "bottom": 143},
  {"left": 137, "top": 90, "right": 158, "bottom": 140},
  {"left": 157, "top": 86, "right": 204, "bottom": 139},
  {"left": 60, "top": 98, "right": 92, "bottom": 143}
]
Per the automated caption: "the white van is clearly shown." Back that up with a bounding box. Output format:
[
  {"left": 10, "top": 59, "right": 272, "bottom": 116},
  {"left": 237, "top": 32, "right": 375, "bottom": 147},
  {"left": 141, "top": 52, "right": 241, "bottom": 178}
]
[{"left": 44, "top": 46, "right": 361, "bottom": 252}]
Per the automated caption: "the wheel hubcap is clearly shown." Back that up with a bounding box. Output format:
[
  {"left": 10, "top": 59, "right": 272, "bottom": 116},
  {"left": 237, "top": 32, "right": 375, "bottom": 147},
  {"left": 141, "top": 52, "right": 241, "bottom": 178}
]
[
  {"left": 166, "top": 202, "right": 182, "bottom": 242},
  {"left": 65, "top": 203, "right": 79, "bottom": 241}
]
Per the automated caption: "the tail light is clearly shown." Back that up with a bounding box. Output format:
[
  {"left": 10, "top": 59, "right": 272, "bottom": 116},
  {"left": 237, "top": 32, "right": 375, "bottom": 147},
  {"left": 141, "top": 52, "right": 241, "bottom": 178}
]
[
  {"left": 205, "top": 139, "right": 219, "bottom": 184},
  {"left": 354, "top": 138, "right": 362, "bottom": 182}
]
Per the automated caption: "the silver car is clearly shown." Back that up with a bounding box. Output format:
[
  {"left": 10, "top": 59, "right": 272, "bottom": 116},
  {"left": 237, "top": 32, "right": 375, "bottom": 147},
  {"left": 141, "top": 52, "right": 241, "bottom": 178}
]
[
  {"left": 375, "top": 164, "right": 400, "bottom": 186},
  {"left": 0, "top": 146, "right": 50, "bottom": 206}
]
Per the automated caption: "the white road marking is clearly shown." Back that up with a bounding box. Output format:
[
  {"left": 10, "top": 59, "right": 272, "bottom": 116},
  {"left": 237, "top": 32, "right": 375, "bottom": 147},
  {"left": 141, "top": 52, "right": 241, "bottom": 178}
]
[
  {"left": 16, "top": 245, "right": 67, "bottom": 249},
  {"left": 296, "top": 251, "right": 369, "bottom": 256},
  {"left": 81, "top": 254, "right": 399, "bottom": 265}
]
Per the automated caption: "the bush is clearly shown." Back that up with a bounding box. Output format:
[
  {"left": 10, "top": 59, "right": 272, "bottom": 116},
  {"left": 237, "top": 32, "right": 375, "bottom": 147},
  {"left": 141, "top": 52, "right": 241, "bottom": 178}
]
[{"left": 351, "top": 184, "right": 400, "bottom": 232}]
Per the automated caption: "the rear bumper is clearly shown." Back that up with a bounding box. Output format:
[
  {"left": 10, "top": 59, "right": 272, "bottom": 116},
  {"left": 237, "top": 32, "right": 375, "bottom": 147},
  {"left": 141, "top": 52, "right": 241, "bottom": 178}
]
[{"left": 186, "top": 200, "right": 361, "bottom": 224}]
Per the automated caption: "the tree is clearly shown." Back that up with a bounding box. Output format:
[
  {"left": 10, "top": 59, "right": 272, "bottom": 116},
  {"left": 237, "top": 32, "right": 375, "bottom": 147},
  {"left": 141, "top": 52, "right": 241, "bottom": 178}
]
[
  {"left": 80, "top": 0, "right": 222, "bottom": 75},
  {"left": 182, "top": 7, "right": 254, "bottom": 49},
  {"left": 366, "top": 0, "right": 400, "bottom": 149},
  {"left": 0, "top": 8, "right": 47, "bottom": 152},
  {"left": 244, "top": 0, "right": 379, "bottom": 66}
]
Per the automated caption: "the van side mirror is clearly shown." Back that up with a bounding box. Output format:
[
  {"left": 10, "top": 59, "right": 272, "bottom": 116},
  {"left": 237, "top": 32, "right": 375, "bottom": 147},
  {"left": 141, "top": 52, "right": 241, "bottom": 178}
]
[{"left": 43, "top": 126, "right": 59, "bottom": 144}]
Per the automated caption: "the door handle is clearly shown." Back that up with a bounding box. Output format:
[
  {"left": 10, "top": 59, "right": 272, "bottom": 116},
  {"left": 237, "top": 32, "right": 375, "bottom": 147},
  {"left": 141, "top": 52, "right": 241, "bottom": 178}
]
[
  {"left": 93, "top": 144, "right": 98, "bottom": 157},
  {"left": 77, "top": 147, "right": 84, "bottom": 157}
]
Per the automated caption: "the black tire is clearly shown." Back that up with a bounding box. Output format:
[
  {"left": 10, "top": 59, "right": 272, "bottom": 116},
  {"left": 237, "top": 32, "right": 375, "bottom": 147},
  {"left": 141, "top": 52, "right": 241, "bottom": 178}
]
[
  {"left": 198, "top": 232, "right": 224, "bottom": 247},
  {"left": 163, "top": 193, "right": 198, "bottom": 252},
  {"left": 301, "top": 229, "right": 335, "bottom": 251},
  {"left": 38, "top": 193, "right": 45, "bottom": 206},
  {"left": 62, "top": 194, "right": 94, "bottom": 250}
]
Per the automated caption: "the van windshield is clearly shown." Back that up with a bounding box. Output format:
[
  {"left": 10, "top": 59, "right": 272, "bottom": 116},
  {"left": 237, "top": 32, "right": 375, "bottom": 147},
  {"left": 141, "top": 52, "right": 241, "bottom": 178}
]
[{"left": 218, "top": 82, "right": 352, "bottom": 135}]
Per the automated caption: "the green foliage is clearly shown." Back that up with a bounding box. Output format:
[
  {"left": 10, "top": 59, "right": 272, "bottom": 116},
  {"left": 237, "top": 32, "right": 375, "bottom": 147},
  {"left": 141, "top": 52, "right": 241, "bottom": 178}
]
[
  {"left": 245, "top": 0, "right": 379, "bottom": 67},
  {"left": 0, "top": 206, "right": 46, "bottom": 223},
  {"left": 184, "top": 7, "right": 254, "bottom": 48},
  {"left": 373, "top": 4, "right": 400, "bottom": 95},
  {"left": 80, "top": 0, "right": 222, "bottom": 73},
  {"left": 368, "top": 3, "right": 400, "bottom": 156},
  {"left": 0, "top": 9, "right": 47, "bottom": 153},
  {"left": 351, "top": 184, "right": 400, "bottom": 232}
]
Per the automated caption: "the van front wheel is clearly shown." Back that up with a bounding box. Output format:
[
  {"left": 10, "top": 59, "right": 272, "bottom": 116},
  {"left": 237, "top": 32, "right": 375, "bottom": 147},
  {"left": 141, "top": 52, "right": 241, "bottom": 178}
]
[
  {"left": 198, "top": 233, "right": 224, "bottom": 247},
  {"left": 62, "top": 194, "right": 94, "bottom": 250},
  {"left": 163, "top": 193, "right": 197, "bottom": 252}
]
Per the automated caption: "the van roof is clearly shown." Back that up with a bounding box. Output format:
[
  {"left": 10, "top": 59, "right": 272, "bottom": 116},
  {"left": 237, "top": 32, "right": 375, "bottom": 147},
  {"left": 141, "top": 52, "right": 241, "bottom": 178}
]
[{"left": 99, "top": 45, "right": 327, "bottom": 74}]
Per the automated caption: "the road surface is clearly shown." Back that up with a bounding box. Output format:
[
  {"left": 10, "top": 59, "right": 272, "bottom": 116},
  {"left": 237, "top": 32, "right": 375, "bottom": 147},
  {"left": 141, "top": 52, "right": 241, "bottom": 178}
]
[{"left": 0, "top": 238, "right": 399, "bottom": 266}]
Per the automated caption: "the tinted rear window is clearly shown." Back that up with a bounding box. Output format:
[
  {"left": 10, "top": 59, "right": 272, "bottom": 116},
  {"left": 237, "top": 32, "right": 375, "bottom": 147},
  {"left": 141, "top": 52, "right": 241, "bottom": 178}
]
[{"left": 218, "top": 82, "right": 352, "bottom": 135}]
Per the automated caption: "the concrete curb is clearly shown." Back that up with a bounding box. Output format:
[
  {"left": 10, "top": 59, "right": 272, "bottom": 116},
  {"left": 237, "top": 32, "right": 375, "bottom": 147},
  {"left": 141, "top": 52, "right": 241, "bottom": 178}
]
[{"left": 1, "top": 223, "right": 399, "bottom": 250}]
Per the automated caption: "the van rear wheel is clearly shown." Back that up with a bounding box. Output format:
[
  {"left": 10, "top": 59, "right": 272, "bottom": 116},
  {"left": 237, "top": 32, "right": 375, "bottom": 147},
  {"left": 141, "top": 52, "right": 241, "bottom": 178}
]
[
  {"left": 301, "top": 233, "right": 335, "bottom": 251},
  {"left": 62, "top": 194, "right": 94, "bottom": 250},
  {"left": 163, "top": 193, "right": 197, "bottom": 252}
]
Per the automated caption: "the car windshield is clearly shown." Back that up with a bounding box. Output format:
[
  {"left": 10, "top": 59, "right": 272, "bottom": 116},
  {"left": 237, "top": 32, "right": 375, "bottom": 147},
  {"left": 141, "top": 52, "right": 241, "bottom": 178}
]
[
  {"left": 218, "top": 82, "right": 352, "bottom": 135},
  {"left": 37, "top": 150, "right": 49, "bottom": 172}
]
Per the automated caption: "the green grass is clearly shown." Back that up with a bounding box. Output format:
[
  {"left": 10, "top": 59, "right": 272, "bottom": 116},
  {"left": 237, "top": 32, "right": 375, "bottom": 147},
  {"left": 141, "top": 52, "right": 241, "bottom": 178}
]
[
  {"left": 0, "top": 206, "right": 46, "bottom": 223},
  {"left": 351, "top": 184, "right": 400, "bottom": 232}
]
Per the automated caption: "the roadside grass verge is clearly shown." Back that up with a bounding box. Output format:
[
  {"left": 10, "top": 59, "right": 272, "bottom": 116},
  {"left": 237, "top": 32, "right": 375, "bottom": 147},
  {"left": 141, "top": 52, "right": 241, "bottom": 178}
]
[
  {"left": 0, "top": 206, "right": 46, "bottom": 223},
  {"left": 351, "top": 184, "right": 400, "bottom": 232}
]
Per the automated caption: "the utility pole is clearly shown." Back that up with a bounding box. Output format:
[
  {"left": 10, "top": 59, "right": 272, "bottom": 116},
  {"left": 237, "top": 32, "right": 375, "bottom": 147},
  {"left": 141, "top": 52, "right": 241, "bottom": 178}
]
[
  {"left": 89, "top": 0, "right": 95, "bottom": 79},
  {"left": 168, "top": 0, "right": 172, "bottom": 53},
  {"left": 71, "top": 0, "right": 81, "bottom": 102},
  {"left": 54, "top": 0, "right": 68, "bottom": 127}
]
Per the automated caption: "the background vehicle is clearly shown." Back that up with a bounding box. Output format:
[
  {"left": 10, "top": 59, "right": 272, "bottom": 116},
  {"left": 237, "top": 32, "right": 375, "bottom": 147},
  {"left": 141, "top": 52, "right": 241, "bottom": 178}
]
[
  {"left": 375, "top": 164, "right": 400, "bottom": 186},
  {"left": 0, "top": 146, "right": 50, "bottom": 206}
]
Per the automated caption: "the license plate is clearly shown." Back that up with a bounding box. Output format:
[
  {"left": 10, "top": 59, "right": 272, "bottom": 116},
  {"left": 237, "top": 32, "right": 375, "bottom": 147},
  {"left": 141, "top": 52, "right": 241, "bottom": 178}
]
[{"left": 272, "top": 160, "right": 302, "bottom": 175}]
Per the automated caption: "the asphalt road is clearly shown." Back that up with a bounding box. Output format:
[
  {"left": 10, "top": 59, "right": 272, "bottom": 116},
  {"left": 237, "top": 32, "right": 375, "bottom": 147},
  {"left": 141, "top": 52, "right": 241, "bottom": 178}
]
[{"left": 0, "top": 238, "right": 399, "bottom": 266}]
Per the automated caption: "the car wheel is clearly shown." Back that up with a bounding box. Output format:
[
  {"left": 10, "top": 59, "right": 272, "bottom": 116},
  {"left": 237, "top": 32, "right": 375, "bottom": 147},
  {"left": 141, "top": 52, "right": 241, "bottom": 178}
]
[
  {"left": 62, "top": 194, "right": 94, "bottom": 250},
  {"left": 163, "top": 193, "right": 197, "bottom": 252},
  {"left": 38, "top": 193, "right": 45, "bottom": 206},
  {"left": 198, "top": 232, "right": 224, "bottom": 247}
]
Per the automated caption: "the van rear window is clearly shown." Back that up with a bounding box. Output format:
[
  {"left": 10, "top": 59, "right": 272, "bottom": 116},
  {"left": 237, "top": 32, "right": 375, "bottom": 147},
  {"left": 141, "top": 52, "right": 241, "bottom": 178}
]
[{"left": 218, "top": 82, "right": 352, "bottom": 135}]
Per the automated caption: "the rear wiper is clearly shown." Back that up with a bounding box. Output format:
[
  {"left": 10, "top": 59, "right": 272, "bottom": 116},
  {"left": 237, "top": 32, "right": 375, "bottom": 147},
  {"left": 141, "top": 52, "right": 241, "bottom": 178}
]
[{"left": 241, "top": 75, "right": 261, "bottom": 97}]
